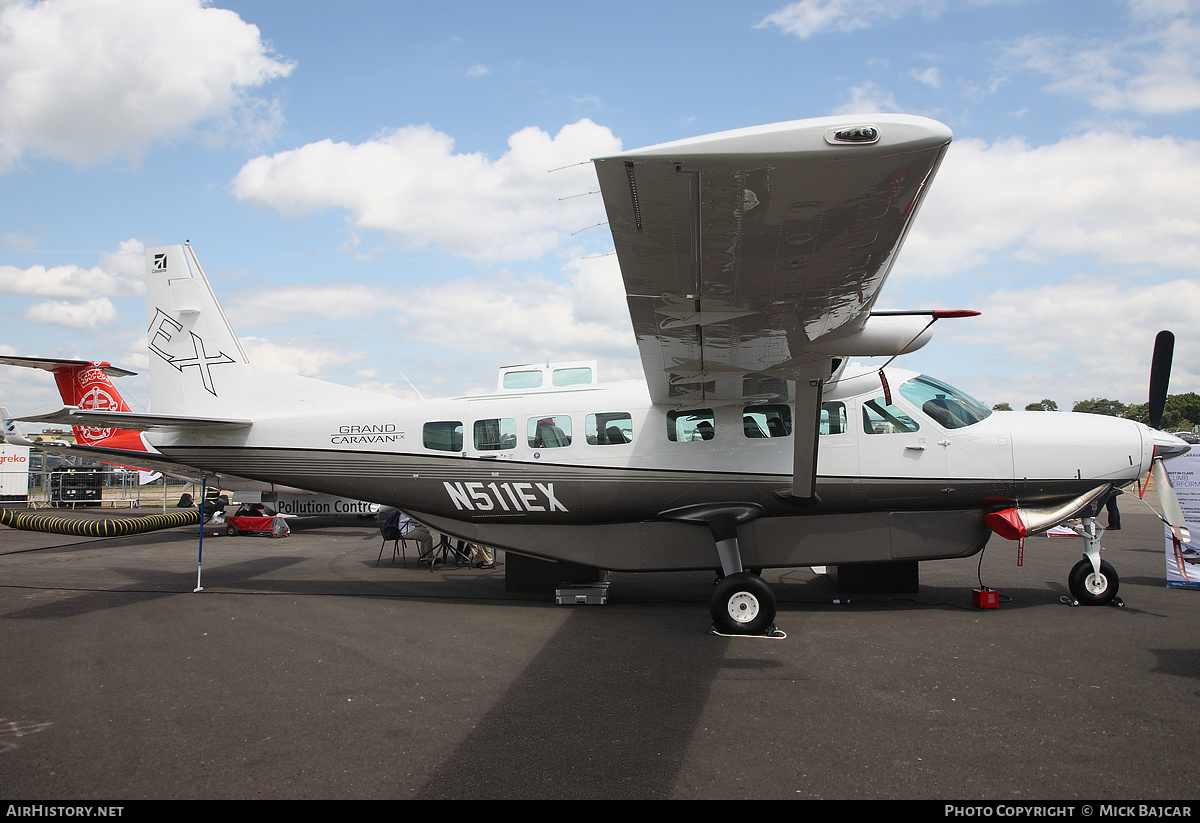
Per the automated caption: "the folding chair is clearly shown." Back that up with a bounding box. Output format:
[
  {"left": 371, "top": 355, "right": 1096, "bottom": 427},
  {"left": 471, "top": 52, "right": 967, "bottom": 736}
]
[{"left": 377, "top": 520, "right": 421, "bottom": 567}]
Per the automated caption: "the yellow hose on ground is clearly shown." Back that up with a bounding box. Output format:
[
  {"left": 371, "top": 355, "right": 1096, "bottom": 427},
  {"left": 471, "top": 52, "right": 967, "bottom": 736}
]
[{"left": 0, "top": 508, "right": 199, "bottom": 537}]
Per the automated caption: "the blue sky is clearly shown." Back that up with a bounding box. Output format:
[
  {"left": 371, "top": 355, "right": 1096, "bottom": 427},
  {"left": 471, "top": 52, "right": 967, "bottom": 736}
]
[{"left": 2, "top": 0, "right": 1199, "bottom": 417}]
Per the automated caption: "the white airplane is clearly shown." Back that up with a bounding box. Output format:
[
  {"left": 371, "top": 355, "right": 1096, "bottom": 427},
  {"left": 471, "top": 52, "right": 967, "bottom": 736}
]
[{"left": 9, "top": 114, "right": 1190, "bottom": 633}]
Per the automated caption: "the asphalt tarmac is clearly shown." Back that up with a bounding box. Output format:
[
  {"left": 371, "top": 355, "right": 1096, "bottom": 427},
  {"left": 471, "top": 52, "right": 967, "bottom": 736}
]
[{"left": 1, "top": 501, "right": 1198, "bottom": 800}]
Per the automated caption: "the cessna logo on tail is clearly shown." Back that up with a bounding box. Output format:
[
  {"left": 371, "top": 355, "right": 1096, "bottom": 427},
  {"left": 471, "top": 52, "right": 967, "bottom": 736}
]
[{"left": 147, "top": 308, "right": 236, "bottom": 396}]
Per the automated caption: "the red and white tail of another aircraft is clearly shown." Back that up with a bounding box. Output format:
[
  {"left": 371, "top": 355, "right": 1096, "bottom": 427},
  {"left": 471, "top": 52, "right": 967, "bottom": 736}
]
[{"left": 0, "top": 357, "right": 150, "bottom": 453}]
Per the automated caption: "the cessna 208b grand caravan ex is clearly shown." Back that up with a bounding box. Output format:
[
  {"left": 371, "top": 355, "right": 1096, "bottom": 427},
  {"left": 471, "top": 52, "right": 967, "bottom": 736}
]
[{"left": 8, "top": 114, "right": 1190, "bottom": 634}]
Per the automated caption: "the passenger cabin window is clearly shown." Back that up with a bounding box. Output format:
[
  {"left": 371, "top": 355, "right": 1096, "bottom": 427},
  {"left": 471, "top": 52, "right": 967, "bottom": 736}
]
[
  {"left": 423, "top": 420, "right": 464, "bottom": 451},
  {"left": 503, "top": 370, "right": 543, "bottom": 389},
  {"left": 668, "top": 409, "right": 715, "bottom": 442},
  {"left": 586, "top": 412, "right": 633, "bottom": 445},
  {"left": 898, "top": 374, "right": 992, "bottom": 429},
  {"left": 821, "top": 402, "right": 847, "bottom": 435},
  {"left": 862, "top": 399, "right": 919, "bottom": 435},
  {"left": 528, "top": 415, "right": 572, "bottom": 448},
  {"left": 473, "top": 418, "right": 516, "bottom": 451},
  {"left": 552, "top": 367, "right": 592, "bottom": 387},
  {"left": 742, "top": 405, "right": 792, "bottom": 438}
]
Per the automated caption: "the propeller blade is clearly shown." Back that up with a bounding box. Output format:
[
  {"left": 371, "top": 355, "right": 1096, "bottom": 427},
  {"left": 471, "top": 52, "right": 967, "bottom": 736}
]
[
  {"left": 1149, "top": 330, "right": 1174, "bottom": 430},
  {"left": 1151, "top": 455, "right": 1191, "bottom": 544}
]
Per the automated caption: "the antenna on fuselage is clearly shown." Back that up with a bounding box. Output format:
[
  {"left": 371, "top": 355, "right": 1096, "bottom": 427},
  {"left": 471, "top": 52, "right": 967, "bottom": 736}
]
[
  {"left": 870, "top": 309, "right": 980, "bottom": 403},
  {"left": 398, "top": 370, "right": 425, "bottom": 401}
]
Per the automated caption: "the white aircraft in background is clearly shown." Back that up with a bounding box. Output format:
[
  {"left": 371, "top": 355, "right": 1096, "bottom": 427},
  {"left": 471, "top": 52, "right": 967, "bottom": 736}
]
[{"left": 9, "top": 114, "right": 1190, "bottom": 634}]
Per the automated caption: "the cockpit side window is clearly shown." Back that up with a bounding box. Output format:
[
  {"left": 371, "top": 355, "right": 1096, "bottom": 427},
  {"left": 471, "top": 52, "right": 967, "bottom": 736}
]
[
  {"left": 862, "top": 399, "right": 920, "bottom": 435},
  {"left": 899, "top": 374, "right": 992, "bottom": 429}
]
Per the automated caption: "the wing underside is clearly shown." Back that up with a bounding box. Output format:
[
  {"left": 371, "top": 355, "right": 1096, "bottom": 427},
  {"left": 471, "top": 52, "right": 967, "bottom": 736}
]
[
  {"left": 593, "top": 114, "right": 952, "bottom": 407},
  {"left": 593, "top": 115, "right": 953, "bottom": 496}
]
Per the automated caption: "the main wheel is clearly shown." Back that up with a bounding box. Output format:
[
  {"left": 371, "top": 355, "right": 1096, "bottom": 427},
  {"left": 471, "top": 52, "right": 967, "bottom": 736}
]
[
  {"left": 710, "top": 572, "right": 776, "bottom": 634},
  {"left": 1068, "top": 558, "right": 1119, "bottom": 605}
]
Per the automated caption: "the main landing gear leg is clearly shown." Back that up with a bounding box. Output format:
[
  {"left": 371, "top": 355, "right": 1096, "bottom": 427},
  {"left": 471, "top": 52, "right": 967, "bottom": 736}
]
[
  {"left": 707, "top": 517, "right": 780, "bottom": 636},
  {"left": 1066, "top": 516, "right": 1121, "bottom": 607}
]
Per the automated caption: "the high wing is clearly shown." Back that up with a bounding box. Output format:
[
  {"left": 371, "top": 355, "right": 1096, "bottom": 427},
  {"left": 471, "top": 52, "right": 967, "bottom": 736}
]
[{"left": 593, "top": 114, "right": 953, "bottom": 496}]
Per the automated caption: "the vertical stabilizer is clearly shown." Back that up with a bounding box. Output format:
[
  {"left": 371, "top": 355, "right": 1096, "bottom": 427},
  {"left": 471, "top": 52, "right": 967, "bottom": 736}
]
[{"left": 145, "top": 245, "right": 251, "bottom": 417}]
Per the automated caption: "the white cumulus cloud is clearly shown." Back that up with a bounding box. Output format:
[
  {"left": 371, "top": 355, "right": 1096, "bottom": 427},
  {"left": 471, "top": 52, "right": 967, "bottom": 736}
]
[
  {"left": 899, "top": 131, "right": 1200, "bottom": 277},
  {"left": 759, "top": 0, "right": 947, "bottom": 39},
  {"left": 1006, "top": 1, "right": 1200, "bottom": 114},
  {"left": 0, "top": 0, "right": 294, "bottom": 171},
  {"left": 0, "top": 238, "right": 146, "bottom": 298},
  {"left": 230, "top": 119, "right": 623, "bottom": 262},
  {"left": 23, "top": 297, "right": 120, "bottom": 329}
]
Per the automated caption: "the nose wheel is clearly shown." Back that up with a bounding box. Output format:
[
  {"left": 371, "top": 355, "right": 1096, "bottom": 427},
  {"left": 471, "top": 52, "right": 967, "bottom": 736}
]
[{"left": 1068, "top": 558, "right": 1120, "bottom": 606}]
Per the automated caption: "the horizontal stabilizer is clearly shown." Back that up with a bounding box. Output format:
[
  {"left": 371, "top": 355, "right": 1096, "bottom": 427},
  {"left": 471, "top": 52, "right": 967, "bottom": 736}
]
[
  {"left": 11, "top": 405, "right": 251, "bottom": 431},
  {"left": 30, "top": 440, "right": 205, "bottom": 483}
]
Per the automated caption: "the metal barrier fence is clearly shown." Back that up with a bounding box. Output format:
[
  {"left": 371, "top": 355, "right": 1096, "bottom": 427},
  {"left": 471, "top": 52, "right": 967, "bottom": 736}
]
[{"left": 0, "top": 470, "right": 195, "bottom": 510}]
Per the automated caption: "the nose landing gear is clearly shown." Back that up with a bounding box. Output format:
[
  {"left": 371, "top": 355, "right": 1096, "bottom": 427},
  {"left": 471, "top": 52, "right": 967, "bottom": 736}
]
[{"left": 1065, "top": 516, "right": 1121, "bottom": 606}]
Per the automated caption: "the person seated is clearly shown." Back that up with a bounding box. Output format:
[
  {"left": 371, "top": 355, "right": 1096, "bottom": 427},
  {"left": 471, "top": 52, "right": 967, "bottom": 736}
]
[
  {"left": 469, "top": 543, "right": 495, "bottom": 569},
  {"left": 387, "top": 510, "right": 434, "bottom": 561}
]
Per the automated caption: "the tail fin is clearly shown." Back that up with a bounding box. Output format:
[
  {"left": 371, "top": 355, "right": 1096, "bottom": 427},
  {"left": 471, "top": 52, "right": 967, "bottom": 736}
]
[
  {"left": 1, "top": 407, "right": 32, "bottom": 446},
  {"left": 145, "top": 243, "right": 393, "bottom": 419},
  {"left": 146, "top": 244, "right": 250, "bottom": 417}
]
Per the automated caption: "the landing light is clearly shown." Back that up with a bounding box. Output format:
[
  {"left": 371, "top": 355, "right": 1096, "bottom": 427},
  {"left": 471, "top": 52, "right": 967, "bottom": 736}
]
[{"left": 827, "top": 126, "right": 880, "bottom": 145}]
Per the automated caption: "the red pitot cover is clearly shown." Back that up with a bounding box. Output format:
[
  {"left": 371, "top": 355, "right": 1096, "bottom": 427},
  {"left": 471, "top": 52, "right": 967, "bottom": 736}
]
[{"left": 984, "top": 508, "right": 1028, "bottom": 541}]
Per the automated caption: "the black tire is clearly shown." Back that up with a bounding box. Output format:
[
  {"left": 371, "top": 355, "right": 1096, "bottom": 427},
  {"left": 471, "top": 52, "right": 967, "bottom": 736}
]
[
  {"left": 225, "top": 524, "right": 238, "bottom": 536},
  {"left": 710, "top": 572, "right": 776, "bottom": 634},
  {"left": 1068, "top": 558, "right": 1119, "bottom": 605}
]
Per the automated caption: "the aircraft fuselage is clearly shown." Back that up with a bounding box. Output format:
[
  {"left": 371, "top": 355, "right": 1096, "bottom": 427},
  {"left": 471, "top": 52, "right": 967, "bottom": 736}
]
[{"left": 145, "top": 364, "right": 1153, "bottom": 572}]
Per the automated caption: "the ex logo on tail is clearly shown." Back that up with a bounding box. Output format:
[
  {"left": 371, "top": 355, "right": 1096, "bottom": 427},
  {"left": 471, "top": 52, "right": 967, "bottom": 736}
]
[{"left": 147, "top": 308, "right": 236, "bottom": 397}]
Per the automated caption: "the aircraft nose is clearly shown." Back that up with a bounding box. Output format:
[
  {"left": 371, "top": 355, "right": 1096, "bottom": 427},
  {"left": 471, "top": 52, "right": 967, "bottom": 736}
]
[{"left": 1152, "top": 428, "right": 1192, "bottom": 461}]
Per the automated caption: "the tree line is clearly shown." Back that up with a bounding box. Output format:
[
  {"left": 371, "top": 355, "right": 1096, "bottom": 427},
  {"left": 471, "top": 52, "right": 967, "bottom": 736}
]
[{"left": 990, "top": 394, "right": 1200, "bottom": 431}]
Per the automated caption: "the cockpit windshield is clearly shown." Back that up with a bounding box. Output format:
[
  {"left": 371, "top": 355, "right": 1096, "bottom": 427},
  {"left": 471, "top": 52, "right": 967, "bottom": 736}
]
[{"left": 899, "top": 374, "right": 992, "bottom": 430}]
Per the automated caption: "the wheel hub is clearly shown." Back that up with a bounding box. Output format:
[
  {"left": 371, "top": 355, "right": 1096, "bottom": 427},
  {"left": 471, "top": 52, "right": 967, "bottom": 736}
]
[
  {"left": 727, "top": 592, "right": 760, "bottom": 623},
  {"left": 1084, "top": 573, "right": 1108, "bottom": 596}
]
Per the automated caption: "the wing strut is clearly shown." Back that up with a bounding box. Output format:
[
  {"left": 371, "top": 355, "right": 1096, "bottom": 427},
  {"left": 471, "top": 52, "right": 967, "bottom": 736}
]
[{"left": 792, "top": 378, "right": 824, "bottom": 500}]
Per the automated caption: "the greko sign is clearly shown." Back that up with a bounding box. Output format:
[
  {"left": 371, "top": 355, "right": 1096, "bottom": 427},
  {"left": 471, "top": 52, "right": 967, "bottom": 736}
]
[{"left": 0, "top": 443, "right": 30, "bottom": 500}]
